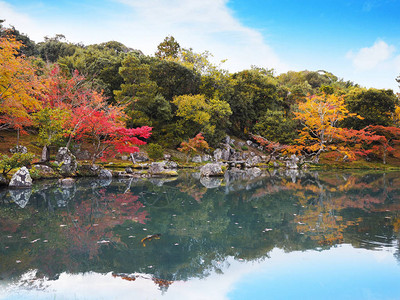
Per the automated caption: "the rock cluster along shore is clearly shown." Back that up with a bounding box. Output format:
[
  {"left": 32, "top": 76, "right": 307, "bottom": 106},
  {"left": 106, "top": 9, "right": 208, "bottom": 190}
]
[{"left": 0, "top": 136, "right": 306, "bottom": 188}]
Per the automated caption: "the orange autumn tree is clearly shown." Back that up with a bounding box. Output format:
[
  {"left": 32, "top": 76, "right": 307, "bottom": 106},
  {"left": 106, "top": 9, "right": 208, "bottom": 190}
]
[
  {"left": 178, "top": 133, "right": 209, "bottom": 163},
  {"left": 0, "top": 36, "right": 43, "bottom": 144},
  {"left": 293, "top": 93, "right": 362, "bottom": 162}
]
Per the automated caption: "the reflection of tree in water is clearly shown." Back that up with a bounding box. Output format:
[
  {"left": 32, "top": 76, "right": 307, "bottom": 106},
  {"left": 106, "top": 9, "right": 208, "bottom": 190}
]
[{"left": 1, "top": 171, "right": 400, "bottom": 285}]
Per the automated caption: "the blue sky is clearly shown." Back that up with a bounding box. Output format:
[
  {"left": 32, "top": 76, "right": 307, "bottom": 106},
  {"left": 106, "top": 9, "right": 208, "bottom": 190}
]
[{"left": 1, "top": 0, "right": 400, "bottom": 91}]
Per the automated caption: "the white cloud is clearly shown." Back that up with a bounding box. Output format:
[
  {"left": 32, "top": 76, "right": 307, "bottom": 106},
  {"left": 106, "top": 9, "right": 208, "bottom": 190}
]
[
  {"left": 346, "top": 40, "right": 395, "bottom": 70},
  {"left": 112, "top": 0, "right": 288, "bottom": 72},
  {"left": 0, "top": 0, "right": 287, "bottom": 73}
]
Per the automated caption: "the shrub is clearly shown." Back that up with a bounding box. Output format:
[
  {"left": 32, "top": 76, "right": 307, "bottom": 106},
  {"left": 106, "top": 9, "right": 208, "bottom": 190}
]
[
  {"left": 241, "top": 145, "right": 249, "bottom": 151},
  {"left": 0, "top": 152, "right": 35, "bottom": 176},
  {"left": 147, "top": 143, "right": 164, "bottom": 161}
]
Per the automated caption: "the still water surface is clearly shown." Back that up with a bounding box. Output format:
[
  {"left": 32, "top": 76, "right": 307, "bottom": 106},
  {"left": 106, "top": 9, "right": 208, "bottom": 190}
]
[{"left": 1, "top": 170, "right": 400, "bottom": 299}]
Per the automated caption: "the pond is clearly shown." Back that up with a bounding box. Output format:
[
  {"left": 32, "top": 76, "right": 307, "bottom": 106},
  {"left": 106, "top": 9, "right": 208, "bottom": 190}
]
[{"left": 1, "top": 170, "right": 400, "bottom": 299}]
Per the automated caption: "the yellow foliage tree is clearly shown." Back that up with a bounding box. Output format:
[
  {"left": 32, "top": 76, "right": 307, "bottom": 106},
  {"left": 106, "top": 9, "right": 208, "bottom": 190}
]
[
  {"left": 0, "top": 36, "right": 43, "bottom": 133},
  {"left": 293, "top": 93, "right": 360, "bottom": 162}
]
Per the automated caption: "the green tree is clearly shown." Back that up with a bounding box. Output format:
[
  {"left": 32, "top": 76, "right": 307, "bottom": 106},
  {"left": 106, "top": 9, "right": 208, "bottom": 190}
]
[
  {"left": 343, "top": 88, "right": 399, "bottom": 129},
  {"left": 155, "top": 36, "right": 181, "bottom": 59},
  {"left": 254, "top": 110, "right": 298, "bottom": 144}
]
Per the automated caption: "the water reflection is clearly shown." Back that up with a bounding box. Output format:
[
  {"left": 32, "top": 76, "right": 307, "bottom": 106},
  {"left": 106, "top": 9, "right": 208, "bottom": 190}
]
[{"left": 1, "top": 170, "right": 400, "bottom": 298}]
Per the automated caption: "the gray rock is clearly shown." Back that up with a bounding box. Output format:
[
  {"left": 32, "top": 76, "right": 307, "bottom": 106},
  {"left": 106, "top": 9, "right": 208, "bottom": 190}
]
[
  {"left": 56, "top": 147, "right": 77, "bottom": 176},
  {"left": 32, "top": 164, "right": 58, "bottom": 178},
  {"left": 246, "top": 140, "right": 253, "bottom": 146},
  {"left": 121, "top": 155, "right": 129, "bottom": 161},
  {"left": 213, "top": 149, "right": 222, "bottom": 161},
  {"left": 192, "top": 155, "right": 202, "bottom": 163},
  {"left": 9, "top": 167, "right": 32, "bottom": 188},
  {"left": 286, "top": 154, "right": 299, "bottom": 169},
  {"left": 223, "top": 136, "right": 232, "bottom": 144},
  {"left": 237, "top": 142, "right": 245, "bottom": 148},
  {"left": 273, "top": 161, "right": 280, "bottom": 168},
  {"left": 202, "top": 154, "right": 212, "bottom": 162},
  {"left": 221, "top": 148, "right": 231, "bottom": 161},
  {"left": 131, "top": 152, "right": 149, "bottom": 162},
  {"left": 58, "top": 177, "right": 75, "bottom": 187},
  {"left": 247, "top": 167, "right": 262, "bottom": 177},
  {"left": 200, "top": 163, "right": 224, "bottom": 177},
  {"left": 163, "top": 154, "right": 171, "bottom": 161},
  {"left": 148, "top": 162, "right": 166, "bottom": 174},
  {"left": 200, "top": 177, "right": 222, "bottom": 188},
  {"left": 77, "top": 164, "right": 100, "bottom": 177},
  {"left": 99, "top": 169, "right": 113, "bottom": 179},
  {"left": 125, "top": 167, "right": 133, "bottom": 174},
  {"left": 10, "top": 145, "right": 27, "bottom": 154},
  {"left": 165, "top": 161, "right": 178, "bottom": 169},
  {"left": 9, "top": 189, "right": 32, "bottom": 208}
]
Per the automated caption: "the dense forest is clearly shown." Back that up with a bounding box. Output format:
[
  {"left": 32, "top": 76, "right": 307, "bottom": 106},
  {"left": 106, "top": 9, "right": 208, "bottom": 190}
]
[{"left": 1, "top": 20, "right": 400, "bottom": 168}]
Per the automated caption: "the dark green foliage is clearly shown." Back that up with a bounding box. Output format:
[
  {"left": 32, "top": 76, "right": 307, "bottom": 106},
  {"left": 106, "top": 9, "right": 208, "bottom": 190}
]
[
  {"left": 343, "top": 88, "right": 399, "bottom": 129},
  {"left": 253, "top": 110, "right": 299, "bottom": 144},
  {"left": 226, "top": 69, "right": 281, "bottom": 136},
  {"left": 149, "top": 60, "right": 201, "bottom": 101},
  {"left": 37, "top": 35, "right": 80, "bottom": 63},
  {"left": 147, "top": 143, "right": 164, "bottom": 160}
]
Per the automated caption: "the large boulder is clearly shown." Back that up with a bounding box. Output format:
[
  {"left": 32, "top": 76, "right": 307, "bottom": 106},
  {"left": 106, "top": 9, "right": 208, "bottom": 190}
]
[
  {"left": 9, "top": 167, "right": 32, "bottom": 188},
  {"left": 130, "top": 152, "right": 149, "bottom": 163},
  {"left": 148, "top": 162, "right": 178, "bottom": 177},
  {"left": 191, "top": 155, "right": 202, "bottom": 163},
  {"left": 202, "top": 154, "right": 212, "bottom": 162},
  {"left": 286, "top": 154, "right": 299, "bottom": 169},
  {"left": 213, "top": 149, "right": 222, "bottom": 161},
  {"left": 31, "top": 164, "right": 59, "bottom": 179},
  {"left": 56, "top": 147, "right": 77, "bottom": 176},
  {"left": 200, "top": 163, "right": 224, "bottom": 177},
  {"left": 77, "top": 164, "right": 100, "bottom": 177},
  {"left": 99, "top": 169, "right": 113, "bottom": 179}
]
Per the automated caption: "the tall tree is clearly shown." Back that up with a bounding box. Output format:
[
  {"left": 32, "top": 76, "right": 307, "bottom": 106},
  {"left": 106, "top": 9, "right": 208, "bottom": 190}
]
[
  {"left": 155, "top": 36, "right": 181, "bottom": 59},
  {"left": 0, "top": 36, "right": 43, "bottom": 138}
]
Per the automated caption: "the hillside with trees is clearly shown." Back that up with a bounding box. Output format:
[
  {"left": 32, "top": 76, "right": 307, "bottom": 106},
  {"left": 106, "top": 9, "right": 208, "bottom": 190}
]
[{"left": 1, "top": 21, "right": 400, "bottom": 177}]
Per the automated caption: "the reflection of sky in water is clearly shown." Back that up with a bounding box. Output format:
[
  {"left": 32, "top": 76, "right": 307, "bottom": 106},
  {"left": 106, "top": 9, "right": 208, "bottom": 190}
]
[{"left": 2, "top": 244, "right": 400, "bottom": 300}]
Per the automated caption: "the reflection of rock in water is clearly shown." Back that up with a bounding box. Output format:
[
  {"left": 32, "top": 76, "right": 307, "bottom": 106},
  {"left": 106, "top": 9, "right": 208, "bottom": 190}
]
[
  {"left": 90, "top": 178, "right": 112, "bottom": 188},
  {"left": 148, "top": 177, "right": 178, "bottom": 187},
  {"left": 200, "top": 177, "right": 222, "bottom": 189},
  {"left": 9, "top": 189, "right": 32, "bottom": 208},
  {"left": 57, "top": 185, "right": 76, "bottom": 207},
  {"left": 191, "top": 172, "right": 201, "bottom": 180}
]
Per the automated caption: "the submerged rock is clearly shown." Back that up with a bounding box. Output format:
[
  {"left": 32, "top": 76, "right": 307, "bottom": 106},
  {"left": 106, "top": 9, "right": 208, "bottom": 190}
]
[{"left": 9, "top": 167, "right": 32, "bottom": 188}]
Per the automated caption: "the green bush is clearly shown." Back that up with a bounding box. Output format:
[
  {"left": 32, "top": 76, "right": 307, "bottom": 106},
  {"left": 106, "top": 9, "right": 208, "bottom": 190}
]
[
  {"left": 241, "top": 145, "right": 249, "bottom": 151},
  {"left": 0, "top": 152, "right": 35, "bottom": 176},
  {"left": 147, "top": 143, "right": 164, "bottom": 161}
]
